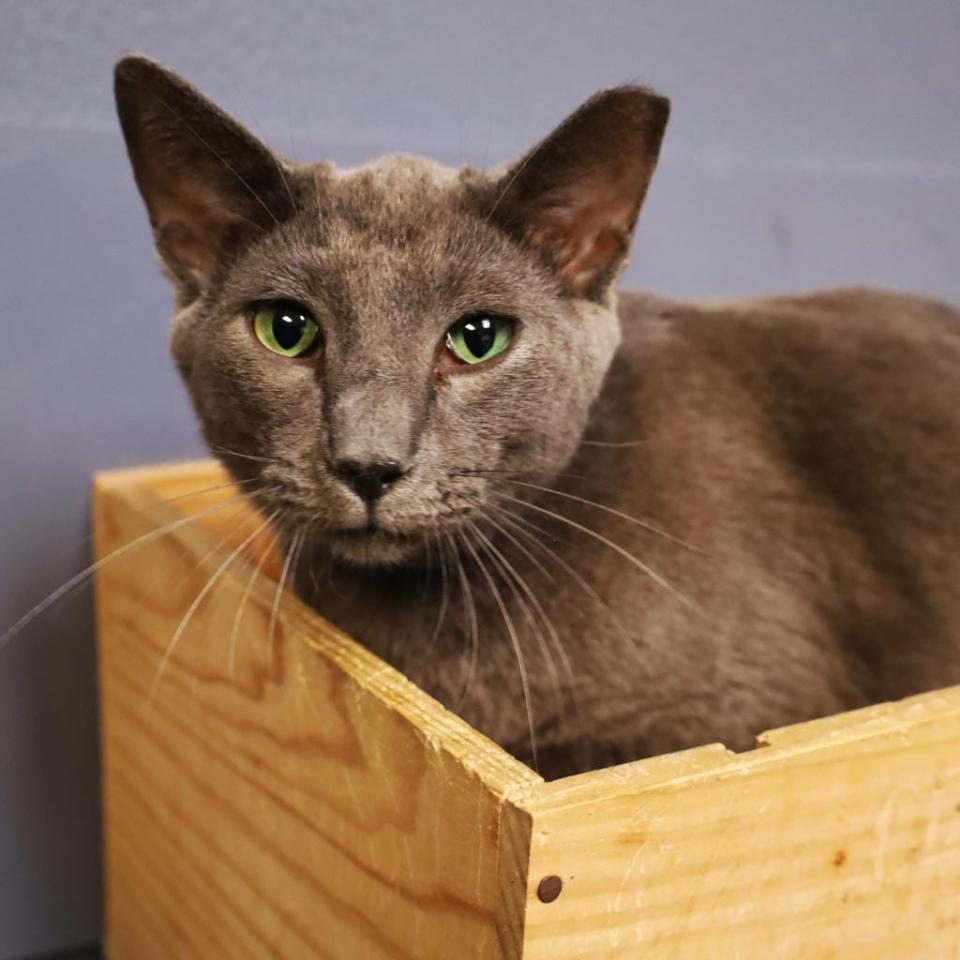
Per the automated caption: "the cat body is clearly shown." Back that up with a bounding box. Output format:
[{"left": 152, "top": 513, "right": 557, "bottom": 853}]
[
  {"left": 295, "top": 287, "right": 960, "bottom": 775},
  {"left": 115, "top": 56, "right": 960, "bottom": 777}
]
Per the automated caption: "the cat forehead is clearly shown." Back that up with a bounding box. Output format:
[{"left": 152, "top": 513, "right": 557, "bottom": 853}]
[
  {"left": 303, "top": 152, "right": 485, "bottom": 236},
  {"left": 265, "top": 153, "right": 506, "bottom": 269},
  {"left": 333, "top": 153, "right": 463, "bottom": 191},
  {"left": 225, "top": 153, "right": 537, "bottom": 310}
]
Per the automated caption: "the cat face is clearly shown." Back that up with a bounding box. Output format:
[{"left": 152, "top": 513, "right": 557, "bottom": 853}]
[{"left": 115, "top": 56, "right": 668, "bottom": 565}]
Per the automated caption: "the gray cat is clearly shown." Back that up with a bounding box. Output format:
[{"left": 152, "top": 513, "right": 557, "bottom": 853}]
[{"left": 115, "top": 55, "right": 960, "bottom": 778}]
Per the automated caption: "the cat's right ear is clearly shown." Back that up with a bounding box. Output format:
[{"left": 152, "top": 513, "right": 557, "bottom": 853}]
[
  {"left": 483, "top": 86, "right": 669, "bottom": 301},
  {"left": 114, "top": 55, "right": 295, "bottom": 299}
]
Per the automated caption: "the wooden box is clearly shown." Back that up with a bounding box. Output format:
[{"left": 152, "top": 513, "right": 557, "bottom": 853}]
[{"left": 94, "top": 461, "right": 960, "bottom": 959}]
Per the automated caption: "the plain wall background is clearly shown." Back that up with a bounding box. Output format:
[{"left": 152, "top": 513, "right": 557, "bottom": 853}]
[{"left": 1, "top": 1, "right": 958, "bottom": 955}]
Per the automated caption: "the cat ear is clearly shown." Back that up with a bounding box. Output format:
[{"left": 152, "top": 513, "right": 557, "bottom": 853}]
[
  {"left": 114, "top": 55, "right": 295, "bottom": 298},
  {"left": 487, "top": 86, "right": 669, "bottom": 299}
]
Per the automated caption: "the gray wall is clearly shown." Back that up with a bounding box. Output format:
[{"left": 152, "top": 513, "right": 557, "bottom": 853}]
[{"left": 1, "top": 1, "right": 958, "bottom": 955}]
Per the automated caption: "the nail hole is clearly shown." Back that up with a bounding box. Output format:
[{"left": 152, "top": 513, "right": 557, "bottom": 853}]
[{"left": 537, "top": 875, "right": 563, "bottom": 903}]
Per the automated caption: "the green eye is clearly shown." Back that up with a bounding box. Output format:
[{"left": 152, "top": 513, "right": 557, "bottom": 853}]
[
  {"left": 445, "top": 314, "right": 515, "bottom": 365},
  {"left": 252, "top": 301, "right": 319, "bottom": 358}
]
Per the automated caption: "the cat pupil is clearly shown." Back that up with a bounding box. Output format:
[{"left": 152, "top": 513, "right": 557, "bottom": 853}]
[
  {"left": 464, "top": 317, "right": 495, "bottom": 357},
  {"left": 274, "top": 311, "right": 305, "bottom": 350}
]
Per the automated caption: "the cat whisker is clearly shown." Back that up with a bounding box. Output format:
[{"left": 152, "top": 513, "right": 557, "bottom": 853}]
[
  {"left": 229, "top": 510, "right": 283, "bottom": 680},
  {"left": 453, "top": 467, "right": 591, "bottom": 483},
  {"left": 428, "top": 533, "right": 450, "bottom": 651},
  {"left": 467, "top": 520, "right": 542, "bottom": 652},
  {"left": 152, "top": 477, "right": 263, "bottom": 496},
  {"left": 492, "top": 490, "right": 697, "bottom": 612},
  {"left": 0, "top": 492, "right": 254, "bottom": 655},
  {"left": 459, "top": 525, "right": 539, "bottom": 772},
  {"left": 469, "top": 519, "right": 573, "bottom": 728},
  {"left": 149, "top": 512, "right": 276, "bottom": 702},
  {"left": 419, "top": 533, "right": 436, "bottom": 608},
  {"left": 481, "top": 507, "right": 556, "bottom": 583},
  {"left": 268, "top": 528, "right": 304, "bottom": 657},
  {"left": 163, "top": 482, "right": 283, "bottom": 594},
  {"left": 47, "top": 477, "right": 263, "bottom": 570},
  {"left": 292, "top": 529, "right": 308, "bottom": 598},
  {"left": 474, "top": 474, "right": 703, "bottom": 553},
  {"left": 580, "top": 439, "right": 648, "bottom": 448},
  {"left": 170, "top": 500, "right": 266, "bottom": 594},
  {"left": 487, "top": 502, "right": 636, "bottom": 645},
  {"left": 481, "top": 508, "right": 599, "bottom": 771},
  {"left": 486, "top": 500, "right": 570, "bottom": 548},
  {"left": 208, "top": 443, "right": 286, "bottom": 466},
  {"left": 469, "top": 518, "right": 571, "bottom": 678},
  {"left": 447, "top": 530, "right": 479, "bottom": 708}
]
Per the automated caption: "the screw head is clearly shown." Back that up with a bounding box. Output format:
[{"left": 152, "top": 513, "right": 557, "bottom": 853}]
[{"left": 537, "top": 875, "right": 563, "bottom": 903}]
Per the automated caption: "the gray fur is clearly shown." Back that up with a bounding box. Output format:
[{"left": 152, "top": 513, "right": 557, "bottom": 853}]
[{"left": 116, "top": 55, "right": 960, "bottom": 778}]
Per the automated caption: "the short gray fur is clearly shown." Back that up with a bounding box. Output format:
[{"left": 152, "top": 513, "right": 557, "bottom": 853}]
[{"left": 1, "top": 2, "right": 959, "bottom": 956}]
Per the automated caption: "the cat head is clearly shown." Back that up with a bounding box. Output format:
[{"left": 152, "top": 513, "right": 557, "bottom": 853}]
[{"left": 115, "top": 55, "right": 668, "bottom": 566}]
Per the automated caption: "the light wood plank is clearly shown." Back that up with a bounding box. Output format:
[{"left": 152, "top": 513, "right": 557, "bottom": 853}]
[
  {"left": 94, "top": 465, "right": 540, "bottom": 960},
  {"left": 519, "top": 690, "right": 960, "bottom": 958}
]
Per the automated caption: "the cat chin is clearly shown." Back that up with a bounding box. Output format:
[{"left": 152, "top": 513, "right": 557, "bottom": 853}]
[{"left": 327, "top": 531, "right": 422, "bottom": 567}]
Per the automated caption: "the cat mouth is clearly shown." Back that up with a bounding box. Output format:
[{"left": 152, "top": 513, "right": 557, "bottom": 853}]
[
  {"left": 328, "top": 524, "right": 417, "bottom": 544},
  {"left": 326, "top": 523, "right": 422, "bottom": 565}
]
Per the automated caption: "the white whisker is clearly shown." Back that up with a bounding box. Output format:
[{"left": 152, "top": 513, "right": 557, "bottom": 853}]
[
  {"left": 48, "top": 478, "right": 262, "bottom": 571},
  {"left": 208, "top": 443, "right": 286, "bottom": 466},
  {"left": 447, "top": 531, "right": 479, "bottom": 706},
  {"left": 228, "top": 510, "right": 282, "bottom": 680},
  {"left": 428, "top": 533, "right": 450, "bottom": 650},
  {"left": 488, "top": 502, "right": 634, "bottom": 643},
  {"left": 469, "top": 519, "right": 571, "bottom": 684},
  {"left": 459, "top": 526, "right": 539, "bottom": 771},
  {"left": 501, "top": 478, "right": 703, "bottom": 552},
  {"left": 0, "top": 493, "right": 252, "bottom": 655},
  {"left": 494, "top": 491, "right": 696, "bottom": 611},
  {"left": 470, "top": 519, "right": 574, "bottom": 749},
  {"left": 267, "top": 528, "right": 304, "bottom": 655},
  {"left": 580, "top": 439, "right": 647, "bottom": 448},
  {"left": 149, "top": 514, "right": 274, "bottom": 702}
]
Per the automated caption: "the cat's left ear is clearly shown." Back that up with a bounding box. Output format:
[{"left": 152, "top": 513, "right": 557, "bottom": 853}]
[
  {"left": 486, "top": 86, "right": 669, "bottom": 300},
  {"left": 114, "top": 54, "right": 295, "bottom": 299}
]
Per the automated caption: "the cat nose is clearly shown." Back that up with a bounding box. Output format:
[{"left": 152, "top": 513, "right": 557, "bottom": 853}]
[{"left": 333, "top": 458, "right": 406, "bottom": 503}]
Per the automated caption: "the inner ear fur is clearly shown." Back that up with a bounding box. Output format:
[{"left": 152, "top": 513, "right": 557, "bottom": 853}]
[
  {"left": 114, "top": 54, "right": 295, "bottom": 298},
  {"left": 487, "top": 86, "right": 670, "bottom": 299}
]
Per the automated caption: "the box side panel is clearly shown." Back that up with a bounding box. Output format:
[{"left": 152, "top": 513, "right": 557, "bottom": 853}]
[
  {"left": 495, "top": 800, "right": 534, "bottom": 959},
  {"left": 520, "top": 689, "right": 960, "bottom": 959},
  {"left": 94, "top": 474, "right": 536, "bottom": 960}
]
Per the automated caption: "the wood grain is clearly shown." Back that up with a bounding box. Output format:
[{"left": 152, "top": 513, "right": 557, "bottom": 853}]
[
  {"left": 519, "top": 689, "right": 960, "bottom": 958},
  {"left": 95, "top": 460, "right": 960, "bottom": 958},
  {"left": 94, "top": 462, "right": 540, "bottom": 960}
]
